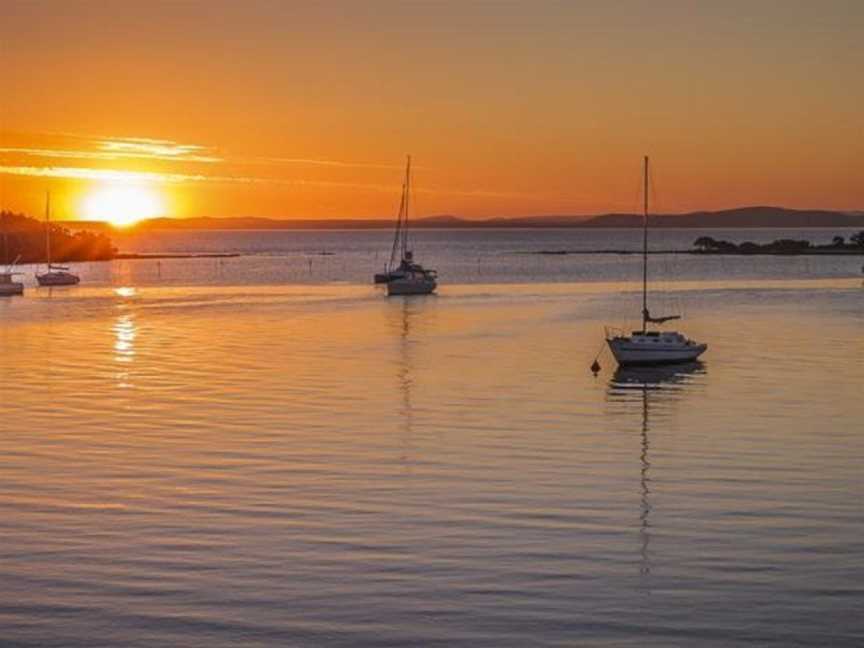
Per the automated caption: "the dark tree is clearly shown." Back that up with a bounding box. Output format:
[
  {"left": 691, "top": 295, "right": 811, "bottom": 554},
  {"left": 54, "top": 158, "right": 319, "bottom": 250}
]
[
  {"left": 0, "top": 210, "right": 115, "bottom": 263},
  {"left": 693, "top": 236, "right": 717, "bottom": 251}
]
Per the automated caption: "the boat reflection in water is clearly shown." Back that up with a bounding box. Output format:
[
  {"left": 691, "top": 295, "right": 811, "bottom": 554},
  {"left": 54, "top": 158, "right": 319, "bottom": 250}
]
[
  {"left": 606, "top": 361, "right": 706, "bottom": 582},
  {"left": 388, "top": 297, "right": 425, "bottom": 469}
]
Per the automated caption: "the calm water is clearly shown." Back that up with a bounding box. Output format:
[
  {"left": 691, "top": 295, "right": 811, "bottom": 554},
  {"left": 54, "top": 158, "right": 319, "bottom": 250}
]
[{"left": 1, "top": 230, "right": 863, "bottom": 646}]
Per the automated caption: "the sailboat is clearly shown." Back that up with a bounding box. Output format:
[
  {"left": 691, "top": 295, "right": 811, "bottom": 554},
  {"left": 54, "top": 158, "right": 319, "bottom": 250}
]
[
  {"left": 0, "top": 257, "right": 24, "bottom": 296},
  {"left": 0, "top": 215, "right": 24, "bottom": 296},
  {"left": 605, "top": 157, "right": 706, "bottom": 366},
  {"left": 35, "top": 192, "right": 80, "bottom": 287},
  {"left": 373, "top": 156, "right": 437, "bottom": 296}
]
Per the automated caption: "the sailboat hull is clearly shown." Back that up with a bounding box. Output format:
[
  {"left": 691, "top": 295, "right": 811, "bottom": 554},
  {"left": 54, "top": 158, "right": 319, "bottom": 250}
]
[
  {"left": 374, "top": 269, "right": 407, "bottom": 284},
  {"left": 0, "top": 283, "right": 24, "bottom": 296},
  {"left": 607, "top": 337, "right": 707, "bottom": 366},
  {"left": 36, "top": 271, "right": 80, "bottom": 287},
  {"left": 387, "top": 276, "right": 437, "bottom": 296}
]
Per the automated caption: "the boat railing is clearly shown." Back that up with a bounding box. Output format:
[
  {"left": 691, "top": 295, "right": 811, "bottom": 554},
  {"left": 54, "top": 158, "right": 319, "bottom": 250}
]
[{"left": 604, "top": 325, "right": 627, "bottom": 339}]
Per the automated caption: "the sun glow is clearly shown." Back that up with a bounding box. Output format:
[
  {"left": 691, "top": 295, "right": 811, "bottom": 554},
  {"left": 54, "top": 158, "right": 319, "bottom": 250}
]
[{"left": 82, "top": 184, "right": 165, "bottom": 227}]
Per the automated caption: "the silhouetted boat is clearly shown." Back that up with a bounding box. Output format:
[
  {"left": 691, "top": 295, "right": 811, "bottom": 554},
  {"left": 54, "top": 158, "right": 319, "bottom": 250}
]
[
  {"left": 605, "top": 157, "right": 706, "bottom": 366},
  {"left": 0, "top": 255, "right": 24, "bottom": 296},
  {"left": 374, "top": 156, "right": 438, "bottom": 295},
  {"left": 36, "top": 192, "right": 80, "bottom": 287},
  {"left": 0, "top": 273, "right": 24, "bottom": 296}
]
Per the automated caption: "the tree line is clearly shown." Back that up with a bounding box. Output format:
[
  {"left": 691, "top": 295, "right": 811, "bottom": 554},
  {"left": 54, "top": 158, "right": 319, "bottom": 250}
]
[
  {"left": 693, "top": 231, "right": 864, "bottom": 254},
  {"left": 1, "top": 211, "right": 116, "bottom": 264}
]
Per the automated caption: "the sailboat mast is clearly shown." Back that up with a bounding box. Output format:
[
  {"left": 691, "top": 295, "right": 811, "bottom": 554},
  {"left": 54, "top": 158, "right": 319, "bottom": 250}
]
[
  {"left": 45, "top": 190, "right": 52, "bottom": 268},
  {"left": 402, "top": 155, "right": 411, "bottom": 261},
  {"left": 641, "top": 155, "right": 649, "bottom": 333}
]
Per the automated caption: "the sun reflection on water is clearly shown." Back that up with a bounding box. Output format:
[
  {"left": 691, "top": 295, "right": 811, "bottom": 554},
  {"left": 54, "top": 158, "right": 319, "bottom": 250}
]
[{"left": 113, "top": 314, "right": 137, "bottom": 388}]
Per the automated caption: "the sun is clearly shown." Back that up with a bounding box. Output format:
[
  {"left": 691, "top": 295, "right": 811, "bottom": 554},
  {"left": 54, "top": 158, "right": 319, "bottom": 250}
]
[{"left": 82, "top": 184, "right": 165, "bottom": 227}]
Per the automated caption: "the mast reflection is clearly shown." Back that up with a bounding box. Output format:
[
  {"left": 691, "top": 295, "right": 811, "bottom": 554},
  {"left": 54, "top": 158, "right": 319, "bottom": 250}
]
[
  {"left": 398, "top": 299, "right": 417, "bottom": 437},
  {"left": 606, "top": 361, "right": 705, "bottom": 583},
  {"left": 390, "top": 298, "right": 425, "bottom": 469}
]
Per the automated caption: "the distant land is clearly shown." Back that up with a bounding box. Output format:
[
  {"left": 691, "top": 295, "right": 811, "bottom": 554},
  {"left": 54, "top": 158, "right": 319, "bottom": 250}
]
[{"left": 65, "top": 206, "right": 864, "bottom": 232}]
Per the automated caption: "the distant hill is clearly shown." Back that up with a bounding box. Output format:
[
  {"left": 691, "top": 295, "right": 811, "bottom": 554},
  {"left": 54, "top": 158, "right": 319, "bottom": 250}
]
[
  {"left": 64, "top": 206, "right": 864, "bottom": 232},
  {"left": 578, "top": 206, "right": 864, "bottom": 228}
]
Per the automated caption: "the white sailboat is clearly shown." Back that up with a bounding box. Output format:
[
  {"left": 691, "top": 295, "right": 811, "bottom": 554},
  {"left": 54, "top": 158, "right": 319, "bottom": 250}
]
[
  {"left": 373, "top": 156, "right": 438, "bottom": 296},
  {"left": 0, "top": 257, "right": 24, "bottom": 296},
  {"left": 605, "top": 156, "right": 707, "bottom": 366},
  {"left": 36, "top": 192, "right": 80, "bottom": 287},
  {"left": 0, "top": 216, "right": 24, "bottom": 296}
]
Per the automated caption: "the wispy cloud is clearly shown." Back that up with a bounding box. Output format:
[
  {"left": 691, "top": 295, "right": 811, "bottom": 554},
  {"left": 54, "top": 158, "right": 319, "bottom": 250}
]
[
  {"left": 0, "top": 142, "right": 221, "bottom": 164},
  {"left": 97, "top": 138, "right": 221, "bottom": 162},
  {"left": 2, "top": 130, "right": 408, "bottom": 170},
  {"left": 0, "top": 164, "right": 392, "bottom": 189},
  {"left": 237, "top": 156, "right": 403, "bottom": 170},
  {"left": 1, "top": 132, "right": 538, "bottom": 200},
  {"left": 0, "top": 166, "right": 209, "bottom": 184},
  {"left": 0, "top": 145, "right": 401, "bottom": 170},
  {"left": 0, "top": 164, "right": 537, "bottom": 199}
]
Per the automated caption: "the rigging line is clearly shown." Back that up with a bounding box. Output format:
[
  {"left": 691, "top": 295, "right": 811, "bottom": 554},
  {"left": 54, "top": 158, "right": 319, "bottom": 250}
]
[
  {"left": 388, "top": 178, "right": 407, "bottom": 270},
  {"left": 647, "top": 158, "right": 674, "bottom": 316},
  {"left": 642, "top": 156, "right": 649, "bottom": 332},
  {"left": 648, "top": 158, "right": 660, "bottom": 217},
  {"left": 402, "top": 155, "right": 411, "bottom": 261}
]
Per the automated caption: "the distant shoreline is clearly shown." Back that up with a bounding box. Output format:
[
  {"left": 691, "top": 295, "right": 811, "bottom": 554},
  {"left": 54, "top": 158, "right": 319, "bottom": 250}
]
[
  {"left": 64, "top": 206, "right": 864, "bottom": 232},
  {"left": 106, "top": 249, "right": 864, "bottom": 260},
  {"left": 114, "top": 252, "right": 241, "bottom": 260},
  {"left": 530, "top": 249, "right": 864, "bottom": 256}
]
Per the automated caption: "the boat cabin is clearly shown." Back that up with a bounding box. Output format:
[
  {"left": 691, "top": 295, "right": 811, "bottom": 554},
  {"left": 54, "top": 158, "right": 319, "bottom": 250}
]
[{"left": 628, "top": 331, "right": 689, "bottom": 345}]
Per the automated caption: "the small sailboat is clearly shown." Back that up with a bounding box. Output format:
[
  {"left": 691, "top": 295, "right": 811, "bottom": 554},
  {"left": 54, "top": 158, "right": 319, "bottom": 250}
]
[
  {"left": 373, "top": 156, "right": 438, "bottom": 296},
  {"left": 605, "top": 157, "right": 706, "bottom": 366},
  {"left": 0, "top": 255, "right": 24, "bottom": 297},
  {"left": 36, "top": 192, "right": 80, "bottom": 287},
  {"left": 0, "top": 270, "right": 24, "bottom": 296},
  {"left": 1, "top": 218, "right": 24, "bottom": 296}
]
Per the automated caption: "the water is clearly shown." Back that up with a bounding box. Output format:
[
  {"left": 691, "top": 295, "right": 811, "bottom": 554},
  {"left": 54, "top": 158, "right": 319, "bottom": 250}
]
[
  {"left": 15, "top": 226, "right": 864, "bottom": 288},
  {"left": 1, "top": 229, "right": 863, "bottom": 646}
]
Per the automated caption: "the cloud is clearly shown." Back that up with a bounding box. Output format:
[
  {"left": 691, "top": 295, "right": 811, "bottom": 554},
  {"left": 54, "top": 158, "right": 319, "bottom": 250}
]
[
  {"left": 1, "top": 145, "right": 400, "bottom": 170},
  {"left": 0, "top": 141, "right": 221, "bottom": 164},
  {"left": 1, "top": 131, "right": 540, "bottom": 200},
  {"left": 0, "top": 164, "right": 400, "bottom": 191},
  {"left": 2, "top": 130, "right": 408, "bottom": 170},
  {"left": 97, "top": 139, "right": 221, "bottom": 162},
  {"left": 0, "top": 164, "right": 539, "bottom": 200},
  {"left": 237, "top": 156, "right": 403, "bottom": 170},
  {"left": 0, "top": 165, "right": 209, "bottom": 184}
]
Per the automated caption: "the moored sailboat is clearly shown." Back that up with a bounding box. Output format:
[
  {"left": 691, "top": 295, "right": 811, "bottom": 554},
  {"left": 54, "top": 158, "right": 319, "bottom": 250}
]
[
  {"left": 374, "top": 156, "right": 438, "bottom": 296},
  {"left": 605, "top": 157, "right": 706, "bottom": 366},
  {"left": 0, "top": 254, "right": 24, "bottom": 296},
  {"left": 36, "top": 192, "right": 80, "bottom": 287},
  {"left": 0, "top": 265, "right": 25, "bottom": 296},
  {"left": 1, "top": 217, "right": 24, "bottom": 296}
]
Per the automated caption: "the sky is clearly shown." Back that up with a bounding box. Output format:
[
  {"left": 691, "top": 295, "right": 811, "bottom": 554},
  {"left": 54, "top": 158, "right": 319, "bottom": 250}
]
[{"left": 1, "top": 0, "right": 862, "bottom": 223}]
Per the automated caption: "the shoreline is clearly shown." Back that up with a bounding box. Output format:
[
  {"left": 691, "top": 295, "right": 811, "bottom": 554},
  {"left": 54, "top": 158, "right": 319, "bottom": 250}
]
[
  {"left": 39, "top": 248, "right": 864, "bottom": 262},
  {"left": 114, "top": 252, "right": 242, "bottom": 260},
  {"left": 531, "top": 249, "right": 864, "bottom": 256}
]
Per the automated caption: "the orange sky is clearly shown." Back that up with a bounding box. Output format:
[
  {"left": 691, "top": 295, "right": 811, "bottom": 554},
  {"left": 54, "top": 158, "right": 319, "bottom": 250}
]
[{"left": 1, "top": 0, "right": 862, "bottom": 222}]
